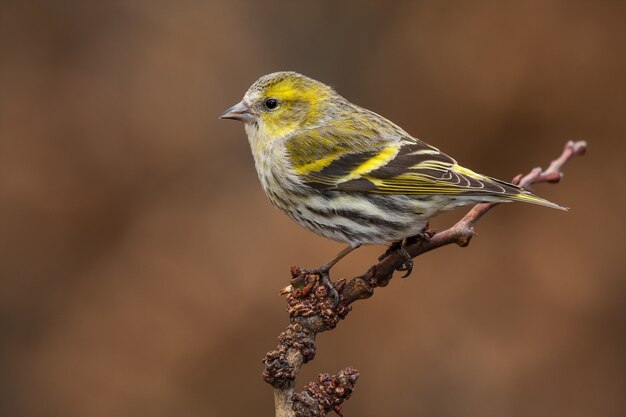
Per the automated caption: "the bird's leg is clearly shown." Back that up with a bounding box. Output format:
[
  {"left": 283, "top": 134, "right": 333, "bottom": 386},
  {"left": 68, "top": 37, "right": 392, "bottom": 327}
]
[
  {"left": 318, "top": 243, "right": 362, "bottom": 272},
  {"left": 378, "top": 240, "right": 403, "bottom": 261},
  {"left": 304, "top": 243, "right": 362, "bottom": 305}
]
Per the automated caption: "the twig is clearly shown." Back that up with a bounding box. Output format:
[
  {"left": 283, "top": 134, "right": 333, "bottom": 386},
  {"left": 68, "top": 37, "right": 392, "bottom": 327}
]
[{"left": 263, "top": 140, "right": 587, "bottom": 417}]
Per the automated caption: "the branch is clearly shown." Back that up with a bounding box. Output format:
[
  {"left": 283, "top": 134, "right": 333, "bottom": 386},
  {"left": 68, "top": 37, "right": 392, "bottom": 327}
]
[{"left": 263, "top": 140, "right": 587, "bottom": 417}]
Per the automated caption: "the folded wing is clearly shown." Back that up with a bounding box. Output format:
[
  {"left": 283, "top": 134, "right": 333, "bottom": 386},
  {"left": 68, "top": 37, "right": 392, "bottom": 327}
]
[{"left": 286, "top": 122, "right": 564, "bottom": 209}]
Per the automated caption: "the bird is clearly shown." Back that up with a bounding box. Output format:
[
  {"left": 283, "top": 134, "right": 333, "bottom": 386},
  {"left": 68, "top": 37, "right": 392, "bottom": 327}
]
[{"left": 220, "top": 71, "right": 563, "bottom": 281}]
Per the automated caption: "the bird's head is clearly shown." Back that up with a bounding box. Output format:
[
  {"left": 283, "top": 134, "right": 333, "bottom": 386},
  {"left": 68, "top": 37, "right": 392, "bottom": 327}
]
[{"left": 220, "top": 72, "right": 337, "bottom": 137}]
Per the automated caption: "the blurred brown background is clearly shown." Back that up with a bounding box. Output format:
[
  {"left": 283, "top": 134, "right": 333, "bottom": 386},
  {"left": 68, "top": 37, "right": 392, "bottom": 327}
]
[{"left": 1, "top": 1, "right": 624, "bottom": 416}]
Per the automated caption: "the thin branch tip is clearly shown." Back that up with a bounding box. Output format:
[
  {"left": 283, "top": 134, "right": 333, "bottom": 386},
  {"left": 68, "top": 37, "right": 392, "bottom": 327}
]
[{"left": 569, "top": 140, "right": 588, "bottom": 155}]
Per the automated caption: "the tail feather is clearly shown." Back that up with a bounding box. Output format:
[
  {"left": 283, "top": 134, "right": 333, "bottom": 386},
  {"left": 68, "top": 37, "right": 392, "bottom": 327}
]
[
  {"left": 508, "top": 191, "right": 568, "bottom": 210},
  {"left": 491, "top": 177, "right": 567, "bottom": 210}
]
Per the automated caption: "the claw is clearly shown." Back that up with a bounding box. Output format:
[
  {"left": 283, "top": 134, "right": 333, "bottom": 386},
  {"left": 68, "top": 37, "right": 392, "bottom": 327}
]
[
  {"left": 396, "top": 246, "right": 414, "bottom": 278},
  {"left": 382, "top": 238, "right": 419, "bottom": 277}
]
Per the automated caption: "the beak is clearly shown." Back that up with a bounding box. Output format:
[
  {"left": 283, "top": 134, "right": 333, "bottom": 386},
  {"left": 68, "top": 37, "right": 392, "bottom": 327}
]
[{"left": 219, "top": 100, "right": 257, "bottom": 123}]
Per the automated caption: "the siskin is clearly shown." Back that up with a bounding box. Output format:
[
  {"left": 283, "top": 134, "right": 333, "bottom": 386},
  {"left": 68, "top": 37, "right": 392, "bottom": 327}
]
[{"left": 220, "top": 71, "right": 563, "bottom": 276}]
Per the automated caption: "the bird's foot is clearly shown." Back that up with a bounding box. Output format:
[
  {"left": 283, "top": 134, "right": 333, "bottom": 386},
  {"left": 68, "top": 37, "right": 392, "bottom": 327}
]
[
  {"left": 380, "top": 228, "right": 438, "bottom": 277},
  {"left": 395, "top": 229, "right": 437, "bottom": 277},
  {"left": 302, "top": 265, "right": 339, "bottom": 306},
  {"left": 396, "top": 246, "right": 414, "bottom": 278},
  {"left": 379, "top": 240, "right": 415, "bottom": 277}
]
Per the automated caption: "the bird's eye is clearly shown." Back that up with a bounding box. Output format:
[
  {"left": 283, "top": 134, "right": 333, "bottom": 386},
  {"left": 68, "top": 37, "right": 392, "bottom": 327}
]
[{"left": 264, "top": 98, "right": 278, "bottom": 110}]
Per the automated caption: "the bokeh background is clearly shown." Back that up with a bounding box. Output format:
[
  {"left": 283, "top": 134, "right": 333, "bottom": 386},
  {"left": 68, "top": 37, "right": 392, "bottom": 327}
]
[{"left": 1, "top": 1, "right": 624, "bottom": 416}]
